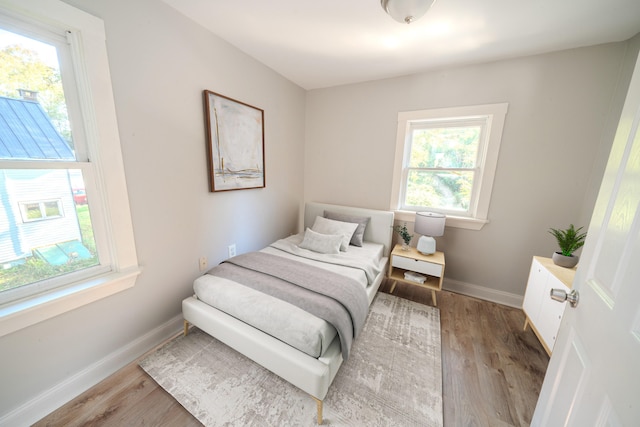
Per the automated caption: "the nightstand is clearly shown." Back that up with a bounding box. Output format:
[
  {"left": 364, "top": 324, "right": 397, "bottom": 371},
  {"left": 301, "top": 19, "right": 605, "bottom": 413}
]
[{"left": 387, "top": 244, "right": 445, "bottom": 306}]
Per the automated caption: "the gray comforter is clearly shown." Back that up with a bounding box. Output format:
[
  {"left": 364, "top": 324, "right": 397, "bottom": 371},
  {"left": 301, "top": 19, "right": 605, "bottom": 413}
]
[{"left": 207, "top": 251, "right": 369, "bottom": 360}]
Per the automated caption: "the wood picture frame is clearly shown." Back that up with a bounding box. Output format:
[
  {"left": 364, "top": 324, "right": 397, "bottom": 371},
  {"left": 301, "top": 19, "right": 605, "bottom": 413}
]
[{"left": 203, "top": 90, "right": 265, "bottom": 192}]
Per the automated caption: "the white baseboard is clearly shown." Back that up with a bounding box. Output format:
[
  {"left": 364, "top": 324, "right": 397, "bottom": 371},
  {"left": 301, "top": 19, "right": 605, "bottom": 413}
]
[
  {"left": 0, "top": 314, "right": 184, "bottom": 427},
  {"left": 443, "top": 277, "right": 523, "bottom": 308}
]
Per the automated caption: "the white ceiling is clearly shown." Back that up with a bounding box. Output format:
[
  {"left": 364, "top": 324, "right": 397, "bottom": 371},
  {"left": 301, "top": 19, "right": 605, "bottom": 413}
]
[{"left": 163, "top": 0, "right": 640, "bottom": 90}]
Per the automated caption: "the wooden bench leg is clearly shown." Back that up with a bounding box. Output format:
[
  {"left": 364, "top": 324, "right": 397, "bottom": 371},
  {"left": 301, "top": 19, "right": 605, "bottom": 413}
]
[
  {"left": 312, "top": 396, "right": 323, "bottom": 425},
  {"left": 183, "top": 320, "right": 189, "bottom": 336}
]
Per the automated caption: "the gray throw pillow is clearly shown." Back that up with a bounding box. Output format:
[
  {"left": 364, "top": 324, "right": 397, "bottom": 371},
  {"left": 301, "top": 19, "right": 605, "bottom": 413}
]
[{"left": 324, "top": 211, "right": 370, "bottom": 247}]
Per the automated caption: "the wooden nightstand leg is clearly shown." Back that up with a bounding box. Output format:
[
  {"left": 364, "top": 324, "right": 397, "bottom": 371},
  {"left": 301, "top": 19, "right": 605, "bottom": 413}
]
[
  {"left": 431, "top": 290, "right": 437, "bottom": 306},
  {"left": 389, "top": 280, "right": 397, "bottom": 294}
]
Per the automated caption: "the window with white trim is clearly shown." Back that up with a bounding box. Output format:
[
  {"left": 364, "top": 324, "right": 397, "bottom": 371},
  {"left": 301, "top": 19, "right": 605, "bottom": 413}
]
[
  {"left": 19, "top": 200, "right": 63, "bottom": 222},
  {"left": 390, "top": 103, "right": 508, "bottom": 230},
  {"left": 0, "top": 0, "right": 140, "bottom": 336}
]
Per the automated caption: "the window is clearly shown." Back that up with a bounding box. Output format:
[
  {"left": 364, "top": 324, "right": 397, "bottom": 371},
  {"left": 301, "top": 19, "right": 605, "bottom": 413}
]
[
  {"left": 390, "top": 103, "right": 508, "bottom": 230},
  {"left": 0, "top": 23, "right": 102, "bottom": 295},
  {"left": 0, "top": 0, "right": 140, "bottom": 337},
  {"left": 20, "top": 200, "right": 63, "bottom": 222}
]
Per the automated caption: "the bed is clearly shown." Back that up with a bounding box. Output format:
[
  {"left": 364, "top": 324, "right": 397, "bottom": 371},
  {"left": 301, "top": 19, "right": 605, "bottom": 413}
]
[{"left": 182, "top": 202, "right": 394, "bottom": 424}]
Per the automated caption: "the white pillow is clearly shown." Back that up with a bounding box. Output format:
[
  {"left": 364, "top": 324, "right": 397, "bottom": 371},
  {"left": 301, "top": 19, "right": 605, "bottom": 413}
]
[
  {"left": 298, "top": 228, "right": 342, "bottom": 254},
  {"left": 311, "top": 216, "right": 358, "bottom": 251}
]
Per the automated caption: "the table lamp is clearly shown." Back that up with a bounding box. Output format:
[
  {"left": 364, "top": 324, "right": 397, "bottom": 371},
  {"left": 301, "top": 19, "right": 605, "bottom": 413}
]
[{"left": 414, "top": 212, "right": 446, "bottom": 255}]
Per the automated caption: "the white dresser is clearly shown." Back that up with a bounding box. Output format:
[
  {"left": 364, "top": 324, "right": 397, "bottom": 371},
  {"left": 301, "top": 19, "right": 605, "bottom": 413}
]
[{"left": 522, "top": 256, "right": 576, "bottom": 355}]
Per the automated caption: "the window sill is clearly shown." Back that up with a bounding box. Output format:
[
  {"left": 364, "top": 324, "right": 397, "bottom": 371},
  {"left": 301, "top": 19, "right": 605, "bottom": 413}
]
[
  {"left": 394, "top": 210, "right": 489, "bottom": 230},
  {"left": 0, "top": 267, "right": 142, "bottom": 337}
]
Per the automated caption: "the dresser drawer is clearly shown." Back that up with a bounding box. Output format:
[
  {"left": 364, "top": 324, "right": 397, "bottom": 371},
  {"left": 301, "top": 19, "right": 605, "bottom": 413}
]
[{"left": 392, "top": 255, "right": 443, "bottom": 277}]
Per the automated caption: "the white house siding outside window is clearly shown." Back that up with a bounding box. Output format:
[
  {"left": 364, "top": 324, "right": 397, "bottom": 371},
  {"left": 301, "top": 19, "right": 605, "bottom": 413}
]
[
  {"left": 0, "top": 0, "right": 140, "bottom": 337},
  {"left": 390, "top": 103, "right": 508, "bottom": 230}
]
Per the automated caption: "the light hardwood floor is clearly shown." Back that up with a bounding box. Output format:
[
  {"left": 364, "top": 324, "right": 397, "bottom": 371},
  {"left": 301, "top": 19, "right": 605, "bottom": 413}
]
[
  {"left": 381, "top": 281, "right": 549, "bottom": 426},
  {"left": 35, "top": 281, "right": 548, "bottom": 426}
]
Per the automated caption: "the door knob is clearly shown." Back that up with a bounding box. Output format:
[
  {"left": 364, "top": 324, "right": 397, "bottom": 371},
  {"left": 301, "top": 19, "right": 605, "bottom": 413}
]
[{"left": 550, "top": 289, "right": 579, "bottom": 308}]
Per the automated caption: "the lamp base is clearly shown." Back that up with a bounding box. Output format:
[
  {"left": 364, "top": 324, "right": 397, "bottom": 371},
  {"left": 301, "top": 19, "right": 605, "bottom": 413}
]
[{"left": 417, "top": 236, "right": 436, "bottom": 255}]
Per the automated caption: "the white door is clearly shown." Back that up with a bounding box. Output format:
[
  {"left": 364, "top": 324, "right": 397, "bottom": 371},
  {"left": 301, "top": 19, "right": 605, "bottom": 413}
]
[{"left": 531, "top": 53, "right": 640, "bottom": 426}]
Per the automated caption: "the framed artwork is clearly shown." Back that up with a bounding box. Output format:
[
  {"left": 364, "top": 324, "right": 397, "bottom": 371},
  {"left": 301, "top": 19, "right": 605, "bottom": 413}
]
[{"left": 203, "top": 90, "right": 265, "bottom": 192}]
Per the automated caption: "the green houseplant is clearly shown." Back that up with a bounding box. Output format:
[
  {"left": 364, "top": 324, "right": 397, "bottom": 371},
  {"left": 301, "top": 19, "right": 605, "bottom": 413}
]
[
  {"left": 548, "top": 224, "right": 587, "bottom": 268},
  {"left": 394, "top": 223, "right": 413, "bottom": 250}
]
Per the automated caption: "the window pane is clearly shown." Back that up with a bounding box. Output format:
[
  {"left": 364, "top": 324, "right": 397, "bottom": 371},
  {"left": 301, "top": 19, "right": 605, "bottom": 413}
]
[
  {"left": 406, "top": 169, "right": 474, "bottom": 212},
  {"left": 0, "top": 169, "right": 99, "bottom": 293},
  {"left": 25, "top": 203, "right": 42, "bottom": 220},
  {"left": 44, "top": 201, "right": 61, "bottom": 217},
  {"left": 0, "top": 27, "right": 75, "bottom": 159},
  {"left": 409, "top": 126, "right": 481, "bottom": 169}
]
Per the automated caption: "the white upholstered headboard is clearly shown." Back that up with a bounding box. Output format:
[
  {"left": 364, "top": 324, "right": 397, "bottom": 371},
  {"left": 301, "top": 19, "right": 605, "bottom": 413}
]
[{"left": 303, "top": 202, "right": 395, "bottom": 257}]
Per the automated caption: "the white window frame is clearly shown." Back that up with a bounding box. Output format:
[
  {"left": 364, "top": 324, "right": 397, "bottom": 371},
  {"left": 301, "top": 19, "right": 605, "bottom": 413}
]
[
  {"left": 390, "top": 103, "right": 508, "bottom": 230},
  {"left": 0, "top": 0, "right": 140, "bottom": 337}
]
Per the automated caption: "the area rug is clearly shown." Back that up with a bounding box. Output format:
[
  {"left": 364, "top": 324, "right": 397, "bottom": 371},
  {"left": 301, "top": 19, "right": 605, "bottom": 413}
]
[{"left": 140, "top": 292, "right": 442, "bottom": 426}]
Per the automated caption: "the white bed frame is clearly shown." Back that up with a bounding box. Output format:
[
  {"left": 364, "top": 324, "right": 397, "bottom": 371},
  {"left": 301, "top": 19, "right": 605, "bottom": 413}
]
[{"left": 182, "top": 202, "right": 394, "bottom": 424}]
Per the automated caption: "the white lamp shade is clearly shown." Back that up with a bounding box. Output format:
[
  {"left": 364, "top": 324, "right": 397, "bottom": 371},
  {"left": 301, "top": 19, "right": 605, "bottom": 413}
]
[
  {"left": 414, "top": 211, "right": 446, "bottom": 237},
  {"left": 381, "top": 0, "right": 436, "bottom": 24},
  {"left": 415, "top": 212, "right": 445, "bottom": 255}
]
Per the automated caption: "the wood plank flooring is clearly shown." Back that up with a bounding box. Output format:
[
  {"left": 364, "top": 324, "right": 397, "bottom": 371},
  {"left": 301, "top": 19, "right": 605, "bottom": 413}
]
[{"left": 35, "top": 281, "right": 548, "bottom": 426}]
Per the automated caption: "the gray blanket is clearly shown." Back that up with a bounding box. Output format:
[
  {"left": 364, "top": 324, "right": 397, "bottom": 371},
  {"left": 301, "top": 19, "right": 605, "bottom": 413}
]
[{"left": 207, "top": 252, "right": 369, "bottom": 360}]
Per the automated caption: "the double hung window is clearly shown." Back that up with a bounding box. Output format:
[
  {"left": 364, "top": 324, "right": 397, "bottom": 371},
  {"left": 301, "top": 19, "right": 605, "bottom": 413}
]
[
  {"left": 0, "top": 0, "right": 139, "bottom": 336},
  {"left": 390, "top": 103, "right": 508, "bottom": 229},
  {"left": 0, "top": 22, "right": 102, "bottom": 299}
]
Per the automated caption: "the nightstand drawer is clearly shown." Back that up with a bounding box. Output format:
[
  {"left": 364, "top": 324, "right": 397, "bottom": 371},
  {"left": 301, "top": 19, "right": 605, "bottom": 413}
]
[{"left": 392, "top": 255, "right": 443, "bottom": 277}]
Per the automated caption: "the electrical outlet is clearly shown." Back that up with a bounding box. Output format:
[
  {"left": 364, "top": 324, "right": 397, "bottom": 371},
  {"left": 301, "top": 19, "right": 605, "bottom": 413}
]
[
  {"left": 228, "top": 244, "right": 236, "bottom": 258},
  {"left": 199, "top": 256, "right": 208, "bottom": 272}
]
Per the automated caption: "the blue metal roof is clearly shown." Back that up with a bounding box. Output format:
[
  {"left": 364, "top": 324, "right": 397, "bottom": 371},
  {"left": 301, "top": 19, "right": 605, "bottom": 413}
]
[{"left": 0, "top": 95, "right": 74, "bottom": 160}]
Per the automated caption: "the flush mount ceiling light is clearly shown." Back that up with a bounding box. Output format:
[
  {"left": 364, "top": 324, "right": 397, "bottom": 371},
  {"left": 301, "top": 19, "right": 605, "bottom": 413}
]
[{"left": 380, "top": 0, "right": 436, "bottom": 24}]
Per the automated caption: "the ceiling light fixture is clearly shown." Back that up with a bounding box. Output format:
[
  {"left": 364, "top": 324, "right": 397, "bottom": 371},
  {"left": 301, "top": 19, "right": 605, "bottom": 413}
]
[{"left": 380, "top": 0, "right": 436, "bottom": 24}]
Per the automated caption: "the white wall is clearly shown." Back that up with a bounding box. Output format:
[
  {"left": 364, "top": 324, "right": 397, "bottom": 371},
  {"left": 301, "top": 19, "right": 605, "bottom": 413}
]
[
  {"left": 305, "top": 41, "right": 638, "bottom": 302},
  {"left": 0, "top": 0, "right": 305, "bottom": 422}
]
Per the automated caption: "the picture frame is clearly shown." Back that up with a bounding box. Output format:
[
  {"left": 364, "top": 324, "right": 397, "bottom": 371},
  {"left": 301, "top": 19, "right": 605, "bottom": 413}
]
[{"left": 203, "top": 90, "right": 265, "bottom": 192}]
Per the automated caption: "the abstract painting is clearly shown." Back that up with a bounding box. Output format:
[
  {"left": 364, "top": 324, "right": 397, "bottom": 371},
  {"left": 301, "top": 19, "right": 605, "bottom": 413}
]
[{"left": 204, "top": 90, "right": 265, "bottom": 192}]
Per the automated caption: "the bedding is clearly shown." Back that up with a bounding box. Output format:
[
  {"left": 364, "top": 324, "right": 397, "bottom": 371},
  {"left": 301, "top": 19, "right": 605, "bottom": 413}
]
[
  {"left": 194, "top": 275, "right": 338, "bottom": 357},
  {"left": 193, "top": 234, "right": 385, "bottom": 359},
  {"left": 268, "top": 234, "right": 383, "bottom": 285},
  {"left": 204, "top": 251, "right": 368, "bottom": 360}
]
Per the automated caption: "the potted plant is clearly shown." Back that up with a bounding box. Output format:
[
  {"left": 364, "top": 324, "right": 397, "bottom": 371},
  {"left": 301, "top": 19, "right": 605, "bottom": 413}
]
[
  {"left": 548, "top": 224, "right": 587, "bottom": 268},
  {"left": 394, "top": 223, "right": 413, "bottom": 250}
]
